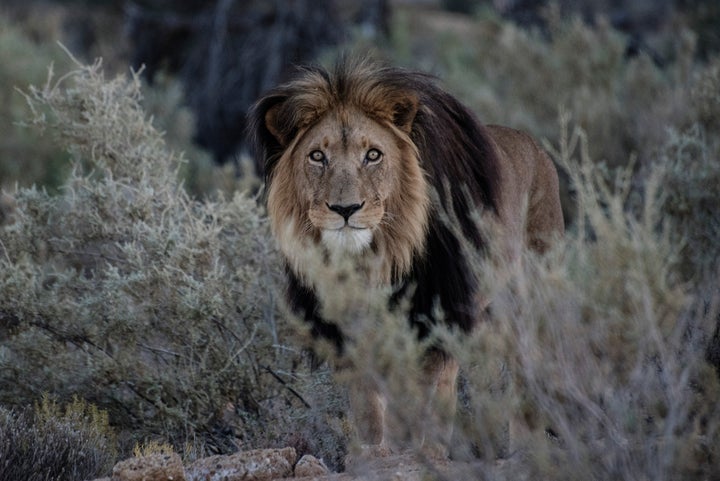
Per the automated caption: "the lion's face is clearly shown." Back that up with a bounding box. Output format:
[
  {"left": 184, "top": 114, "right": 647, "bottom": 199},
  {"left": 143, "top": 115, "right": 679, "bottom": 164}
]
[
  {"left": 292, "top": 107, "right": 404, "bottom": 253},
  {"left": 266, "top": 104, "right": 430, "bottom": 284}
]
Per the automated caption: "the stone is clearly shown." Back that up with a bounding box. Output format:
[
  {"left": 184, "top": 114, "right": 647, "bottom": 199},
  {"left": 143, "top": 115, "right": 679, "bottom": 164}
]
[
  {"left": 294, "top": 454, "right": 330, "bottom": 477},
  {"left": 186, "top": 447, "right": 296, "bottom": 481},
  {"left": 111, "top": 452, "right": 185, "bottom": 481}
]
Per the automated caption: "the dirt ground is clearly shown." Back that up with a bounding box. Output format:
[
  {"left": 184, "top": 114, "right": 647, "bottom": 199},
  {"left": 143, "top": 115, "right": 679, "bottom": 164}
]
[{"left": 276, "top": 451, "right": 508, "bottom": 481}]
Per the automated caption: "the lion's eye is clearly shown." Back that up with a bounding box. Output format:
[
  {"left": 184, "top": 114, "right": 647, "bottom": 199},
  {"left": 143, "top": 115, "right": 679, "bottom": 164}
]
[
  {"left": 365, "top": 148, "right": 383, "bottom": 165},
  {"left": 308, "top": 150, "right": 326, "bottom": 166}
]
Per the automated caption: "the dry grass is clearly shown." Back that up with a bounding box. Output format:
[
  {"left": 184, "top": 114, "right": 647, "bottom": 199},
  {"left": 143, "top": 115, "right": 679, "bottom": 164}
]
[{"left": 0, "top": 396, "right": 116, "bottom": 481}]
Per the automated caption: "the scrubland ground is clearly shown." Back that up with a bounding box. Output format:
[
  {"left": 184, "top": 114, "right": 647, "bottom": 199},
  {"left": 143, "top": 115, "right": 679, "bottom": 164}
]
[{"left": 0, "top": 4, "right": 719, "bottom": 480}]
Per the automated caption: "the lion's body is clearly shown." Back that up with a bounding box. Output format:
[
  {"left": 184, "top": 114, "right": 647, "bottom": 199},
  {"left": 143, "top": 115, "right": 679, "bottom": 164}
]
[{"left": 250, "top": 58, "right": 563, "bottom": 454}]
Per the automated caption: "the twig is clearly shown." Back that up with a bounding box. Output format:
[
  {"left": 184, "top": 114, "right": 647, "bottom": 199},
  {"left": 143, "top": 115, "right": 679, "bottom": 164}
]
[
  {"left": 0, "top": 238, "right": 10, "bottom": 264},
  {"left": 262, "top": 365, "right": 311, "bottom": 409}
]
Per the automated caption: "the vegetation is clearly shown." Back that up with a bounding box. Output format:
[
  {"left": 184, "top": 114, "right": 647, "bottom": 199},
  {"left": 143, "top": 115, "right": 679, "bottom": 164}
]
[
  {"left": 451, "top": 117, "right": 720, "bottom": 479},
  {"left": 0, "top": 396, "right": 116, "bottom": 481},
  {"left": 0, "top": 57, "right": 310, "bottom": 460},
  {"left": 0, "top": 3, "right": 718, "bottom": 479},
  {"left": 0, "top": 18, "right": 73, "bottom": 191}
]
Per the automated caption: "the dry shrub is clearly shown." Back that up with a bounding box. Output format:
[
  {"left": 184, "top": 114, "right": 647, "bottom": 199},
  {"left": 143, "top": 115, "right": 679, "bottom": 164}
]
[
  {"left": 446, "top": 115, "right": 720, "bottom": 480},
  {"left": 0, "top": 14, "right": 227, "bottom": 199},
  {"left": 658, "top": 125, "right": 720, "bottom": 279},
  {"left": 691, "top": 57, "right": 720, "bottom": 131},
  {"left": 0, "top": 56, "right": 317, "bottom": 460},
  {"left": 0, "top": 396, "right": 116, "bottom": 481}
]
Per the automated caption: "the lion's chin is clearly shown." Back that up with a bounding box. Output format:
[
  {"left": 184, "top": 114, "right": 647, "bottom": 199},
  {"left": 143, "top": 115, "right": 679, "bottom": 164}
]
[{"left": 321, "top": 227, "right": 373, "bottom": 254}]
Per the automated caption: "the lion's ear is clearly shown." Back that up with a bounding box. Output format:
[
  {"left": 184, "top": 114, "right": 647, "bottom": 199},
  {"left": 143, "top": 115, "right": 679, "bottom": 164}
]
[
  {"left": 248, "top": 93, "right": 291, "bottom": 178},
  {"left": 392, "top": 95, "right": 419, "bottom": 134},
  {"left": 264, "top": 103, "right": 287, "bottom": 147}
]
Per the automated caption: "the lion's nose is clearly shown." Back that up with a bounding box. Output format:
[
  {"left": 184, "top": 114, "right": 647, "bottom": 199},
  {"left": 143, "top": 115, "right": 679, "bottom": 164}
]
[{"left": 327, "top": 202, "right": 364, "bottom": 222}]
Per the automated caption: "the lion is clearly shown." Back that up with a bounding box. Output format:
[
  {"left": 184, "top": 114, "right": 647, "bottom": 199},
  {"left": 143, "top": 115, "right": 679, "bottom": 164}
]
[{"left": 249, "top": 58, "right": 564, "bottom": 457}]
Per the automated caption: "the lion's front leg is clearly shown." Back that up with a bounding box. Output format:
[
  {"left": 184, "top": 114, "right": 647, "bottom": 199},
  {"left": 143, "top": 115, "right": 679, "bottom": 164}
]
[
  {"left": 344, "top": 375, "right": 394, "bottom": 470},
  {"left": 420, "top": 351, "right": 459, "bottom": 458},
  {"left": 348, "top": 376, "right": 387, "bottom": 446}
]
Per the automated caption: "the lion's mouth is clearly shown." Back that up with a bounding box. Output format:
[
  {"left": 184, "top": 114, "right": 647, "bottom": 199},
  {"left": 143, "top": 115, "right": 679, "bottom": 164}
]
[{"left": 321, "top": 226, "right": 373, "bottom": 254}]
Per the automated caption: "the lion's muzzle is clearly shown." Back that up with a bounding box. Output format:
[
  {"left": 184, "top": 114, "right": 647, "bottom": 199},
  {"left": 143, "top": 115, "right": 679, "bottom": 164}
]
[
  {"left": 327, "top": 201, "right": 365, "bottom": 222},
  {"left": 319, "top": 201, "right": 375, "bottom": 254}
]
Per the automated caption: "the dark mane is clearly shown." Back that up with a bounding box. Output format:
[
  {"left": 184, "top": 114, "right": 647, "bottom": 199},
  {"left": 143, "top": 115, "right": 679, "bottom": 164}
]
[{"left": 248, "top": 58, "right": 503, "bottom": 350}]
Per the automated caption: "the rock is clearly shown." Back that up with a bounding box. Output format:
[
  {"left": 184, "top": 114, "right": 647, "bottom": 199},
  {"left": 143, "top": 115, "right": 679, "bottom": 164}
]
[
  {"left": 294, "top": 454, "right": 329, "bottom": 477},
  {"left": 111, "top": 452, "right": 185, "bottom": 481},
  {"left": 186, "top": 447, "right": 296, "bottom": 481}
]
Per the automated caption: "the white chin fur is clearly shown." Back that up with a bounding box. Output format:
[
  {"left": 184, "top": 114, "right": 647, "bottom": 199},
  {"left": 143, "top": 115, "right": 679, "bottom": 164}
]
[{"left": 321, "top": 228, "right": 373, "bottom": 254}]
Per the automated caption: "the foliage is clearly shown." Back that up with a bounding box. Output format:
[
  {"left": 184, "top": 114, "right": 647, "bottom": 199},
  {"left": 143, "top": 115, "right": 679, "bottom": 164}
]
[
  {"left": 458, "top": 116, "right": 720, "bottom": 480},
  {"left": 388, "top": 5, "right": 710, "bottom": 178},
  {"left": 0, "top": 18, "right": 72, "bottom": 190},
  {"left": 0, "top": 57, "right": 319, "bottom": 461},
  {"left": 658, "top": 124, "right": 720, "bottom": 279},
  {"left": 0, "top": 396, "right": 116, "bottom": 481},
  {"left": 133, "top": 440, "right": 175, "bottom": 458},
  {"left": 657, "top": 57, "right": 720, "bottom": 279},
  {"left": 0, "top": 12, "right": 227, "bottom": 199}
]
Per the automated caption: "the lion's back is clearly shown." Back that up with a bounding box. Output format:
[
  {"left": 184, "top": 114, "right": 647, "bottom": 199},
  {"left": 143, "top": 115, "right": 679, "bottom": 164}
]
[{"left": 485, "top": 125, "right": 564, "bottom": 254}]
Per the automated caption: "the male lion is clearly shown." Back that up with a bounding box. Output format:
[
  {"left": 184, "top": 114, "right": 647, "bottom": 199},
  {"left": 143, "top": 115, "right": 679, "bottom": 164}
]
[{"left": 249, "top": 58, "right": 563, "bottom": 456}]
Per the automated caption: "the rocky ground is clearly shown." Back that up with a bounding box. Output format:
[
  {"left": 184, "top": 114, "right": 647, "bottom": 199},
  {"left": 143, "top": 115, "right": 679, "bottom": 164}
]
[{"left": 94, "top": 446, "right": 500, "bottom": 481}]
